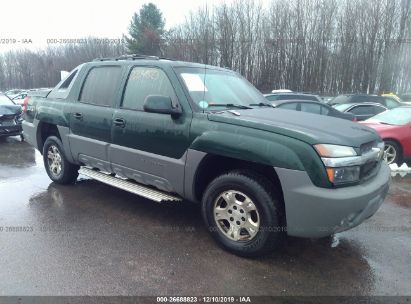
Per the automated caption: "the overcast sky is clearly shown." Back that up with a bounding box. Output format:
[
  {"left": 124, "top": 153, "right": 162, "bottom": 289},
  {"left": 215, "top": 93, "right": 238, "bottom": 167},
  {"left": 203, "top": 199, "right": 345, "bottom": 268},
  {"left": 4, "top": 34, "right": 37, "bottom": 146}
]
[{"left": 0, "top": 0, "right": 236, "bottom": 52}]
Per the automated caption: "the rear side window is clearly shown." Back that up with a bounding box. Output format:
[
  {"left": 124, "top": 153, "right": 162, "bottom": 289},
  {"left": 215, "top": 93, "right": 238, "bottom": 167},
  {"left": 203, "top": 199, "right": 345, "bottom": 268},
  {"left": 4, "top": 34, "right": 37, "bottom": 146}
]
[
  {"left": 294, "top": 95, "right": 318, "bottom": 101},
  {"left": 80, "top": 66, "right": 122, "bottom": 107},
  {"left": 265, "top": 95, "right": 279, "bottom": 102},
  {"left": 122, "top": 66, "right": 176, "bottom": 110},
  {"left": 349, "top": 105, "right": 374, "bottom": 115},
  {"left": 372, "top": 105, "right": 386, "bottom": 115},
  {"left": 300, "top": 103, "right": 321, "bottom": 114},
  {"left": 277, "top": 102, "right": 298, "bottom": 110},
  {"left": 384, "top": 98, "right": 399, "bottom": 109},
  {"left": 321, "top": 105, "right": 330, "bottom": 115},
  {"left": 275, "top": 94, "right": 318, "bottom": 101}
]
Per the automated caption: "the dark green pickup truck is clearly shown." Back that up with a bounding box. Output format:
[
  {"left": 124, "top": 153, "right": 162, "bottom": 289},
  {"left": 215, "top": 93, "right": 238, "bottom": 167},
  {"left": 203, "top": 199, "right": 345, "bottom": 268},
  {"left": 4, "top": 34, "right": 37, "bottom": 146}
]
[{"left": 23, "top": 55, "right": 391, "bottom": 256}]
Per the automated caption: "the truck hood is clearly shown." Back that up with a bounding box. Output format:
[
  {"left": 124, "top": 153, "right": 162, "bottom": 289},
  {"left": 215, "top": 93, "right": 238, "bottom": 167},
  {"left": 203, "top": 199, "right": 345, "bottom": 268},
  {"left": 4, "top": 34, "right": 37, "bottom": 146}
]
[
  {"left": 208, "top": 108, "right": 380, "bottom": 147},
  {"left": 0, "top": 105, "right": 21, "bottom": 116}
]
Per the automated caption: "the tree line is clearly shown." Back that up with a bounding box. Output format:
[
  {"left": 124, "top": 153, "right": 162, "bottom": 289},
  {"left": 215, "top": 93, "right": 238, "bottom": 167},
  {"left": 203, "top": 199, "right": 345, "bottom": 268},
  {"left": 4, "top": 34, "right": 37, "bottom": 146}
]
[
  {"left": 0, "top": 40, "right": 126, "bottom": 90},
  {"left": 1, "top": 0, "right": 411, "bottom": 95}
]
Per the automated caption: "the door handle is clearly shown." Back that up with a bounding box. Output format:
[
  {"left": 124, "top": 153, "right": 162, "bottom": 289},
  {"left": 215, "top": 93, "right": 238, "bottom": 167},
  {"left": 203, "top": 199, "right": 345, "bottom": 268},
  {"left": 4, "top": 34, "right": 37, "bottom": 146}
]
[
  {"left": 113, "top": 118, "right": 126, "bottom": 128},
  {"left": 73, "top": 112, "right": 83, "bottom": 120}
]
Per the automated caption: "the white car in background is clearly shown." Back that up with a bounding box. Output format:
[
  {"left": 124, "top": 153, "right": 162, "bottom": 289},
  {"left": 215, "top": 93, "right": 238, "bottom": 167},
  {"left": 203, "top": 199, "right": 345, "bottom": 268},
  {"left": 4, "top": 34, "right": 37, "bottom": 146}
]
[
  {"left": 271, "top": 89, "right": 293, "bottom": 93},
  {"left": 5, "top": 89, "right": 24, "bottom": 100}
]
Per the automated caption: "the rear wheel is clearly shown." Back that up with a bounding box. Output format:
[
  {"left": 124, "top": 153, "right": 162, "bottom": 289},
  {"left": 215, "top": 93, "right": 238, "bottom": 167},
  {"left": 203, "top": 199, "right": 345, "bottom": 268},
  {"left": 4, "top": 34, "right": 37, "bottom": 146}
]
[
  {"left": 201, "top": 170, "right": 284, "bottom": 257},
  {"left": 383, "top": 140, "right": 402, "bottom": 165},
  {"left": 43, "top": 136, "right": 79, "bottom": 184}
]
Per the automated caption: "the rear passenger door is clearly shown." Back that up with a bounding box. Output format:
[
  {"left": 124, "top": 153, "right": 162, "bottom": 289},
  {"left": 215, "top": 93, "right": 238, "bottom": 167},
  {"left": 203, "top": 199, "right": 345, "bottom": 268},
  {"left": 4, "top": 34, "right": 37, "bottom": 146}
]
[
  {"left": 69, "top": 65, "right": 124, "bottom": 171},
  {"left": 109, "top": 65, "right": 192, "bottom": 194}
]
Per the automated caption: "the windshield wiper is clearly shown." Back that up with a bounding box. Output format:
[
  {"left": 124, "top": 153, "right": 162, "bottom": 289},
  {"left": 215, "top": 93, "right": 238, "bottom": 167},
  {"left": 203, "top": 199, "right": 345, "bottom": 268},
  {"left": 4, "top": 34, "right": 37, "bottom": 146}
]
[
  {"left": 209, "top": 103, "right": 253, "bottom": 109},
  {"left": 249, "top": 102, "right": 273, "bottom": 107}
]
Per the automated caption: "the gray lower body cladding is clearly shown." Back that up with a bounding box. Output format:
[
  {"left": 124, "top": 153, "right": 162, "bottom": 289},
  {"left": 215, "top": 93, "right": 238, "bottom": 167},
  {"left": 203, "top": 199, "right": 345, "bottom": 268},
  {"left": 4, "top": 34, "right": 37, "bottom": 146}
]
[
  {"left": 275, "top": 162, "right": 391, "bottom": 238},
  {"left": 22, "top": 120, "right": 38, "bottom": 147}
]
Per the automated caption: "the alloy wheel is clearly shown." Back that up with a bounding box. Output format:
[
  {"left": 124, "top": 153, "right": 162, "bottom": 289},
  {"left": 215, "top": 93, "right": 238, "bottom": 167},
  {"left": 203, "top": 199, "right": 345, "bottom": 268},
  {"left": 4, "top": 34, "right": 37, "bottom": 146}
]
[
  {"left": 384, "top": 144, "right": 397, "bottom": 164},
  {"left": 213, "top": 190, "right": 260, "bottom": 241},
  {"left": 47, "top": 145, "right": 62, "bottom": 177}
]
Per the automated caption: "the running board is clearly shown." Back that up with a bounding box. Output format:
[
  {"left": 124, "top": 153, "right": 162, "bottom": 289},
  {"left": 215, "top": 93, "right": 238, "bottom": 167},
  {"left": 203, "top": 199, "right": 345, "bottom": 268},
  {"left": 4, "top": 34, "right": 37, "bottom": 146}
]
[{"left": 78, "top": 167, "right": 182, "bottom": 202}]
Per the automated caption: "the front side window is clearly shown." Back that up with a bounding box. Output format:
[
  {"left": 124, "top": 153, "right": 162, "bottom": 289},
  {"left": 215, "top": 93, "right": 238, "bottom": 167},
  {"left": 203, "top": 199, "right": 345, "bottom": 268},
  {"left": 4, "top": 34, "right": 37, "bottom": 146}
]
[
  {"left": 121, "top": 67, "right": 176, "bottom": 110},
  {"left": 80, "top": 66, "right": 122, "bottom": 107}
]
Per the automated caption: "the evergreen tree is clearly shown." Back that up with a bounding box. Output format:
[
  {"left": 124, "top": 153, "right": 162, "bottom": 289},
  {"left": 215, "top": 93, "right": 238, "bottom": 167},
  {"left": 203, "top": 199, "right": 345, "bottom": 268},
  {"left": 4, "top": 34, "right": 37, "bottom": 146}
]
[{"left": 125, "top": 3, "right": 165, "bottom": 56}]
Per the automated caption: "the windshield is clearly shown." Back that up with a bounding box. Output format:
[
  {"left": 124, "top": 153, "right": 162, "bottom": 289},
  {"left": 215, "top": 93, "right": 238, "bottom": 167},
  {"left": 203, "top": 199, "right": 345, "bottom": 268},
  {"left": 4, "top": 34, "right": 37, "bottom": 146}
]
[
  {"left": 0, "top": 94, "right": 14, "bottom": 106},
  {"left": 367, "top": 107, "right": 411, "bottom": 125},
  {"left": 176, "top": 67, "right": 267, "bottom": 110},
  {"left": 333, "top": 104, "right": 352, "bottom": 112}
]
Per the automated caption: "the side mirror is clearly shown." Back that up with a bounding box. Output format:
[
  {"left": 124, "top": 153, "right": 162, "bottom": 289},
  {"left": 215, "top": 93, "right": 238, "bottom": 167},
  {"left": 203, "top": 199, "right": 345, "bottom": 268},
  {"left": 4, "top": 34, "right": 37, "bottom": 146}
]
[{"left": 143, "top": 95, "right": 182, "bottom": 116}]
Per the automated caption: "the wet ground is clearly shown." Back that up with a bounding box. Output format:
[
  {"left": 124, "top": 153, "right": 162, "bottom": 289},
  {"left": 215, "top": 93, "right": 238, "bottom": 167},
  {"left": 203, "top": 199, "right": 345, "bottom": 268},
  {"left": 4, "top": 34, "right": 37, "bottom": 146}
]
[{"left": 0, "top": 136, "right": 410, "bottom": 296}]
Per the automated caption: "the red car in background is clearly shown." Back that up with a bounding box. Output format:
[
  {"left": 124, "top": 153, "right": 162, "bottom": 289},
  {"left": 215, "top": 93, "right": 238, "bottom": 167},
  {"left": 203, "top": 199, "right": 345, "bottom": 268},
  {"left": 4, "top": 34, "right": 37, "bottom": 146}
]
[{"left": 361, "top": 106, "right": 411, "bottom": 165}]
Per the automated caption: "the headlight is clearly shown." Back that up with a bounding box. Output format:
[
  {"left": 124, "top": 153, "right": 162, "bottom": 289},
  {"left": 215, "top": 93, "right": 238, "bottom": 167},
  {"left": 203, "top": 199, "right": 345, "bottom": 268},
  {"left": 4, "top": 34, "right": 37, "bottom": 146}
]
[
  {"left": 15, "top": 114, "right": 23, "bottom": 123},
  {"left": 315, "top": 144, "right": 360, "bottom": 185},
  {"left": 326, "top": 166, "right": 360, "bottom": 185},
  {"left": 314, "top": 144, "right": 357, "bottom": 158}
]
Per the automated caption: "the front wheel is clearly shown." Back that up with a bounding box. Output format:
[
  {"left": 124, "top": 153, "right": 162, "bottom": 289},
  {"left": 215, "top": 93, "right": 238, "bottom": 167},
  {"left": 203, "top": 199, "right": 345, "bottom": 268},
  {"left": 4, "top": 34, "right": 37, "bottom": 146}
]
[
  {"left": 201, "top": 171, "right": 284, "bottom": 257},
  {"left": 43, "top": 136, "right": 79, "bottom": 184}
]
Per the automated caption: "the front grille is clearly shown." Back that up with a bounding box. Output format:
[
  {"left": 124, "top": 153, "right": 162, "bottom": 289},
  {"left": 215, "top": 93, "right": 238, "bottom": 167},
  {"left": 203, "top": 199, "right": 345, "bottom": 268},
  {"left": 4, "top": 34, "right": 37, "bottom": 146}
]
[
  {"left": 360, "top": 140, "right": 376, "bottom": 154},
  {"left": 360, "top": 161, "right": 379, "bottom": 180},
  {"left": 0, "top": 119, "right": 16, "bottom": 126},
  {"left": 359, "top": 140, "right": 383, "bottom": 182}
]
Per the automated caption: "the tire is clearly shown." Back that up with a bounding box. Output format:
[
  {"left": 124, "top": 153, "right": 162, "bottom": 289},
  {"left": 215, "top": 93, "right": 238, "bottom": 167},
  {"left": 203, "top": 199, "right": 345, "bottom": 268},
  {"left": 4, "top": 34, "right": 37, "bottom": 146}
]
[
  {"left": 383, "top": 140, "right": 402, "bottom": 165},
  {"left": 201, "top": 170, "right": 284, "bottom": 257},
  {"left": 43, "top": 136, "right": 79, "bottom": 184}
]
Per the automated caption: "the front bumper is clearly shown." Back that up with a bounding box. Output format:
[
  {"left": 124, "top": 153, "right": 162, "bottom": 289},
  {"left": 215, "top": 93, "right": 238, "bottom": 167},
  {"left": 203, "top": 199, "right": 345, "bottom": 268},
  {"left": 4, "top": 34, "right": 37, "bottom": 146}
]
[
  {"left": 275, "top": 162, "right": 391, "bottom": 238},
  {"left": 0, "top": 124, "right": 22, "bottom": 137}
]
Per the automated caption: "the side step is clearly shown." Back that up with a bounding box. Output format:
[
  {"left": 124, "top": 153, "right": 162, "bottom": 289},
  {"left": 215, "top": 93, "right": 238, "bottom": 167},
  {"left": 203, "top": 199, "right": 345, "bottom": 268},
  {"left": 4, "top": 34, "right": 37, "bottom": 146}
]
[{"left": 78, "top": 167, "right": 182, "bottom": 202}]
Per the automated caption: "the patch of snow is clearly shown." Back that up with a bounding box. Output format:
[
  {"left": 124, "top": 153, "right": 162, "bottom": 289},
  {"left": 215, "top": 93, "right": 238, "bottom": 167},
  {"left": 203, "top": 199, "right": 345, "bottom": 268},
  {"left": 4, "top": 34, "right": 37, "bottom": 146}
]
[{"left": 389, "top": 163, "right": 411, "bottom": 172}]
